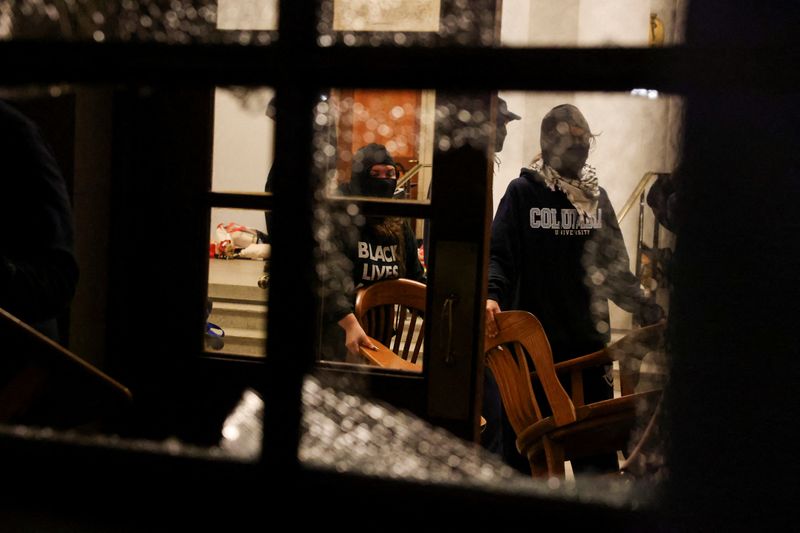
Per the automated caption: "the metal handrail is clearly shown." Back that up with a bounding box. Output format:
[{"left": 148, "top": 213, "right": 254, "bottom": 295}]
[
  {"left": 618, "top": 171, "right": 660, "bottom": 222},
  {"left": 396, "top": 162, "right": 432, "bottom": 190}
]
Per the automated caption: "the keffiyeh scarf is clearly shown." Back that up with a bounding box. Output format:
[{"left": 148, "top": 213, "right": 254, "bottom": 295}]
[{"left": 530, "top": 158, "right": 600, "bottom": 220}]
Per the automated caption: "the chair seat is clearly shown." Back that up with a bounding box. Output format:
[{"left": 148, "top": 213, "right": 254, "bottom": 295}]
[
  {"left": 358, "top": 336, "right": 421, "bottom": 372},
  {"left": 517, "top": 389, "right": 661, "bottom": 461}
]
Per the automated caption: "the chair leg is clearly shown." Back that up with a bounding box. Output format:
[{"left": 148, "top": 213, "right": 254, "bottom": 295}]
[
  {"left": 543, "top": 437, "right": 566, "bottom": 478},
  {"left": 529, "top": 451, "right": 549, "bottom": 477}
]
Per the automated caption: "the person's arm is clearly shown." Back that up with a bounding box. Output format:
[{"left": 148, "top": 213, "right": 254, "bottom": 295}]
[
  {"left": 402, "top": 221, "right": 426, "bottom": 283},
  {"left": 594, "top": 191, "right": 664, "bottom": 325},
  {"left": 337, "top": 313, "right": 377, "bottom": 356},
  {"left": 486, "top": 181, "right": 523, "bottom": 336},
  {"left": 317, "top": 210, "right": 380, "bottom": 356}
]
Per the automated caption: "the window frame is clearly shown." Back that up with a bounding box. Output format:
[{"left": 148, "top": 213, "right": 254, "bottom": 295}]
[{"left": 4, "top": 0, "right": 790, "bottom": 523}]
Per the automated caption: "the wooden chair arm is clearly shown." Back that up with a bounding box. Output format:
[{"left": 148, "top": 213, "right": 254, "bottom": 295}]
[
  {"left": 357, "top": 336, "right": 421, "bottom": 372},
  {"left": 524, "top": 350, "right": 612, "bottom": 407},
  {"left": 553, "top": 349, "right": 612, "bottom": 375}
]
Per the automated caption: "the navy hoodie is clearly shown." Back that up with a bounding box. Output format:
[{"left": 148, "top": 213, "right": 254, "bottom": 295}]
[{"left": 488, "top": 168, "right": 661, "bottom": 360}]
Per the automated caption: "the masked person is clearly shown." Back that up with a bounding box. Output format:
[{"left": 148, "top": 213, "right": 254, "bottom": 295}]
[
  {"left": 485, "top": 104, "right": 663, "bottom": 475},
  {"left": 320, "top": 143, "right": 426, "bottom": 361}
]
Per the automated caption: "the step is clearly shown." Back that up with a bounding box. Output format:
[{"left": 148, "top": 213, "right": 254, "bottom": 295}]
[
  {"left": 208, "top": 283, "right": 268, "bottom": 304},
  {"left": 206, "top": 327, "right": 267, "bottom": 358},
  {"left": 208, "top": 257, "right": 269, "bottom": 303},
  {"left": 208, "top": 301, "right": 268, "bottom": 330}
]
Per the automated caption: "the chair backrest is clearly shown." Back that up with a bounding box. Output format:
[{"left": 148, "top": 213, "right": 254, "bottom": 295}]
[
  {"left": 355, "top": 278, "right": 426, "bottom": 364},
  {"left": 484, "top": 311, "right": 577, "bottom": 431},
  {"left": 486, "top": 311, "right": 666, "bottom": 478}
]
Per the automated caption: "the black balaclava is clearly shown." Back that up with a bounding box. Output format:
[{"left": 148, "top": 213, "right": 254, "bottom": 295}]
[
  {"left": 540, "top": 104, "right": 592, "bottom": 178},
  {"left": 349, "top": 143, "right": 397, "bottom": 198}
]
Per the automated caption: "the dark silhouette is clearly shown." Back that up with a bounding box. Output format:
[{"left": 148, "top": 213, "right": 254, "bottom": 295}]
[{"left": 0, "top": 100, "right": 78, "bottom": 343}]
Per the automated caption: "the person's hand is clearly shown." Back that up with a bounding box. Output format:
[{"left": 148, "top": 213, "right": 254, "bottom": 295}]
[
  {"left": 338, "top": 313, "right": 377, "bottom": 356},
  {"left": 641, "top": 303, "right": 666, "bottom": 326},
  {"left": 485, "top": 299, "right": 501, "bottom": 338}
]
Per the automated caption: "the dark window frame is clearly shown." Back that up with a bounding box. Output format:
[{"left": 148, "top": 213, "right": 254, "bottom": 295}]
[{"left": 3, "top": 1, "right": 797, "bottom": 526}]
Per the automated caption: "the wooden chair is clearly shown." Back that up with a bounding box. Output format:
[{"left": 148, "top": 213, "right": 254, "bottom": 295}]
[
  {"left": 354, "top": 278, "right": 426, "bottom": 366},
  {"left": 484, "top": 311, "right": 664, "bottom": 478},
  {"left": 0, "top": 307, "right": 132, "bottom": 430}
]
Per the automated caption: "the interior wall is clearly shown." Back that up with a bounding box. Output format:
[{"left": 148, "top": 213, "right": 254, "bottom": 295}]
[{"left": 577, "top": 0, "right": 649, "bottom": 46}]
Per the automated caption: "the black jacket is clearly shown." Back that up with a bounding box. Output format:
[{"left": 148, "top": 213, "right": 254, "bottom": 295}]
[{"left": 0, "top": 100, "right": 78, "bottom": 341}]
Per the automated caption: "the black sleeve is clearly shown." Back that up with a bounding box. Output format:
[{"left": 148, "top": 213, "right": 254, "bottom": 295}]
[
  {"left": 403, "top": 221, "right": 426, "bottom": 283},
  {"left": 487, "top": 181, "right": 522, "bottom": 307},
  {"left": 422, "top": 182, "right": 431, "bottom": 265},
  {"left": 592, "top": 191, "right": 663, "bottom": 325},
  {"left": 0, "top": 108, "right": 78, "bottom": 324},
  {"left": 318, "top": 209, "right": 358, "bottom": 324}
]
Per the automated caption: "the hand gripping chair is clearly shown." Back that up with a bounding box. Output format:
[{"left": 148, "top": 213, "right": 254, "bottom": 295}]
[{"left": 484, "top": 310, "right": 664, "bottom": 478}]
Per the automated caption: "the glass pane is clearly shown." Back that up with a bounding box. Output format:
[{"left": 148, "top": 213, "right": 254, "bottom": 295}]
[
  {"left": 500, "top": 0, "right": 687, "bottom": 47},
  {"left": 318, "top": 0, "right": 687, "bottom": 47},
  {"left": 1, "top": 0, "right": 278, "bottom": 44},
  {"left": 0, "top": 81, "right": 678, "bottom": 503},
  {"left": 312, "top": 88, "right": 497, "bottom": 373},
  {"left": 484, "top": 90, "right": 678, "bottom": 480},
  {"left": 314, "top": 215, "right": 430, "bottom": 374},
  {"left": 320, "top": 88, "right": 434, "bottom": 203},
  {"left": 206, "top": 207, "right": 270, "bottom": 358},
  {"left": 310, "top": 87, "right": 682, "bottom": 485},
  {"left": 492, "top": 91, "right": 681, "bottom": 337},
  {"left": 318, "top": 0, "right": 498, "bottom": 47},
  {"left": 0, "top": 84, "right": 102, "bottom": 365},
  {"left": 211, "top": 86, "right": 276, "bottom": 193}
]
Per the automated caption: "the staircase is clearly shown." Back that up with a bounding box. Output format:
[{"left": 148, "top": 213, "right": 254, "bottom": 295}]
[{"left": 207, "top": 258, "right": 268, "bottom": 358}]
